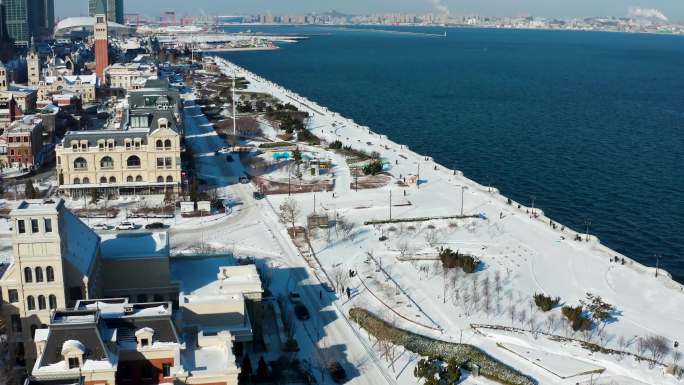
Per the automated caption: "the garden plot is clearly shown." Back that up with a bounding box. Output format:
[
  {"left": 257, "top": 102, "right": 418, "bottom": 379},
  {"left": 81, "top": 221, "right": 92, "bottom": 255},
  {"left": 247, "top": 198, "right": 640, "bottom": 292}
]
[{"left": 498, "top": 342, "right": 604, "bottom": 379}]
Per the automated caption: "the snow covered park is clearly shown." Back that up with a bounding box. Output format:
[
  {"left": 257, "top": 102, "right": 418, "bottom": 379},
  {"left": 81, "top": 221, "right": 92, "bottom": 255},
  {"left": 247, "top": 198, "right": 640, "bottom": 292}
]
[{"left": 211, "top": 57, "right": 684, "bottom": 385}]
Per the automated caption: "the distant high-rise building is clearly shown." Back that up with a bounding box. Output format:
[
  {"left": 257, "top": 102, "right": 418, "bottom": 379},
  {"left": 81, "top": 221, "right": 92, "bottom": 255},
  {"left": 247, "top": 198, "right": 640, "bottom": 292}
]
[
  {"left": 89, "top": 0, "right": 124, "bottom": 24},
  {"left": 3, "top": 0, "right": 54, "bottom": 45},
  {"left": 94, "top": 13, "right": 108, "bottom": 83}
]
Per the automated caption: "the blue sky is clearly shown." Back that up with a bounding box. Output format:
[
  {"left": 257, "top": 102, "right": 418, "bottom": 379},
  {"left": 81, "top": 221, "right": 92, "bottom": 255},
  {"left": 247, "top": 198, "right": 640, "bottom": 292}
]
[{"left": 55, "top": 1, "right": 684, "bottom": 22}]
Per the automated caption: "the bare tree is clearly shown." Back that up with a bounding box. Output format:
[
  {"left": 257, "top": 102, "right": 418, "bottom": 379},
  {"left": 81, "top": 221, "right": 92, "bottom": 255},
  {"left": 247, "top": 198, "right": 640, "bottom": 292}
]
[
  {"left": 424, "top": 228, "right": 441, "bottom": 247},
  {"left": 545, "top": 313, "right": 557, "bottom": 334},
  {"left": 337, "top": 216, "right": 357, "bottom": 240},
  {"left": 642, "top": 335, "right": 670, "bottom": 362},
  {"left": 494, "top": 270, "right": 502, "bottom": 300},
  {"left": 278, "top": 198, "right": 301, "bottom": 230},
  {"left": 396, "top": 240, "right": 410, "bottom": 260},
  {"left": 635, "top": 336, "right": 648, "bottom": 357},
  {"left": 330, "top": 267, "right": 350, "bottom": 294},
  {"left": 518, "top": 309, "right": 528, "bottom": 329},
  {"left": 508, "top": 304, "right": 517, "bottom": 327},
  {"left": 482, "top": 275, "right": 491, "bottom": 316}
]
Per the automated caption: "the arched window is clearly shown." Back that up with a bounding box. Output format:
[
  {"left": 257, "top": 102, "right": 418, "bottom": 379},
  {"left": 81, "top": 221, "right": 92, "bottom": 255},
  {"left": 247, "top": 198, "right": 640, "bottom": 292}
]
[
  {"left": 166, "top": 176, "right": 173, "bottom": 183},
  {"left": 49, "top": 295, "right": 57, "bottom": 310},
  {"left": 73, "top": 177, "right": 81, "bottom": 184},
  {"left": 109, "top": 176, "right": 116, "bottom": 183},
  {"left": 100, "top": 177, "right": 107, "bottom": 183},
  {"left": 136, "top": 175, "right": 143, "bottom": 182},
  {"left": 164, "top": 139, "right": 172, "bottom": 149},
  {"left": 127, "top": 155, "right": 141, "bottom": 168},
  {"left": 24, "top": 267, "right": 33, "bottom": 283},
  {"left": 35, "top": 267, "right": 43, "bottom": 282},
  {"left": 46, "top": 266, "right": 54, "bottom": 282},
  {"left": 27, "top": 296, "right": 35, "bottom": 310},
  {"left": 126, "top": 176, "right": 133, "bottom": 182},
  {"left": 100, "top": 156, "right": 114, "bottom": 169},
  {"left": 157, "top": 176, "right": 164, "bottom": 183},
  {"left": 156, "top": 139, "right": 163, "bottom": 149},
  {"left": 38, "top": 295, "right": 46, "bottom": 310},
  {"left": 73, "top": 157, "right": 87, "bottom": 170},
  {"left": 82, "top": 177, "right": 90, "bottom": 184}
]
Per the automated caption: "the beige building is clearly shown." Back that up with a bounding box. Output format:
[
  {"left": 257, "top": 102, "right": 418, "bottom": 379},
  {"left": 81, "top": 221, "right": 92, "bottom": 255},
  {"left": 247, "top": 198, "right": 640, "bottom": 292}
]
[
  {"left": 38, "top": 74, "right": 97, "bottom": 104},
  {"left": 56, "top": 80, "right": 183, "bottom": 198},
  {"left": 0, "top": 199, "right": 103, "bottom": 368},
  {"left": 105, "top": 62, "right": 158, "bottom": 91}
]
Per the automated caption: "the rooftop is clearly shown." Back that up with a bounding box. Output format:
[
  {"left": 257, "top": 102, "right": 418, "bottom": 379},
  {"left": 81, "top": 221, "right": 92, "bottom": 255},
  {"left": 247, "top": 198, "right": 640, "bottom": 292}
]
[
  {"left": 100, "top": 232, "right": 169, "bottom": 260},
  {"left": 12, "top": 199, "right": 62, "bottom": 215}
]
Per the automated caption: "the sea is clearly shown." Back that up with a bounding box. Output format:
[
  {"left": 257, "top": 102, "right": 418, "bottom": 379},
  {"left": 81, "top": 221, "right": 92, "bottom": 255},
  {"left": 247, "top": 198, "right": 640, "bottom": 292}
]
[{"left": 217, "top": 25, "right": 684, "bottom": 283}]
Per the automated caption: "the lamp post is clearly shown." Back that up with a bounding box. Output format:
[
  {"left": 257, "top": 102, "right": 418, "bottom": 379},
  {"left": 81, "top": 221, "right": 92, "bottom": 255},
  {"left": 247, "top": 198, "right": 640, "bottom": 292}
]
[
  {"left": 584, "top": 219, "right": 591, "bottom": 242},
  {"left": 459, "top": 186, "right": 468, "bottom": 216},
  {"left": 530, "top": 195, "right": 536, "bottom": 215},
  {"left": 655, "top": 254, "right": 662, "bottom": 277}
]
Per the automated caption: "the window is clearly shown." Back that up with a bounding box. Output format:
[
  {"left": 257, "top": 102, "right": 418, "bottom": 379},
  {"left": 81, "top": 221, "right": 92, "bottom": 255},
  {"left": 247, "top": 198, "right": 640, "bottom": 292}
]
[
  {"left": 166, "top": 176, "right": 173, "bottom": 183},
  {"left": 24, "top": 267, "right": 32, "bottom": 283},
  {"left": 98, "top": 142, "right": 104, "bottom": 150},
  {"left": 8, "top": 289, "right": 18, "bottom": 303},
  {"left": 165, "top": 157, "right": 172, "bottom": 169},
  {"left": 73, "top": 178, "right": 81, "bottom": 184},
  {"left": 11, "top": 314, "right": 21, "bottom": 332},
  {"left": 31, "top": 219, "right": 39, "bottom": 233},
  {"left": 73, "top": 157, "right": 87, "bottom": 170},
  {"left": 127, "top": 155, "right": 141, "bottom": 168},
  {"left": 46, "top": 267, "right": 54, "bottom": 282},
  {"left": 17, "top": 220, "right": 25, "bottom": 234},
  {"left": 157, "top": 176, "right": 164, "bottom": 183},
  {"left": 162, "top": 363, "right": 171, "bottom": 377},
  {"left": 49, "top": 295, "right": 57, "bottom": 310},
  {"left": 125, "top": 141, "right": 131, "bottom": 150},
  {"left": 156, "top": 158, "right": 164, "bottom": 169},
  {"left": 136, "top": 175, "right": 143, "bottom": 182},
  {"left": 44, "top": 218, "right": 52, "bottom": 233},
  {"left": 35, "top": 267, "right": 43, "bottom": 282},
  {"left": 109, "top": 176, "right": 116, "bottom": 183},
  {"left": 164, "top": 139, "right": 172, "bottom": 150},
  {"left": 72, "top": 143, "right": 78, "bottom": 151},
  {"left": 100, "top": 156, "right": 114, "bottom": 169},
  {"left": 27, "top": 296, "right": 35, "bottom": 310},
  {"left": 68, "top": 357, "right": 79, "bottom": 369},
  {"left": 156, "top": 140, "right": 163, "bottom": 149},
  {"left": 38, "top": 295, "right": 46, "bottom": 310},
  {"left": 126, "top": 176, "right": 133, "bottom": 182},
  {"left": 100, "top": 177, "right": 107, "bottom": 183},
  {"left": 134, "top": 140, "right": 141, "bottom": 149},
  {"left": 82, "top": 177, "right": 90, "bottom": 184},
  {"left": 140, "top": 338, "right": 149, "bottom": 348}
]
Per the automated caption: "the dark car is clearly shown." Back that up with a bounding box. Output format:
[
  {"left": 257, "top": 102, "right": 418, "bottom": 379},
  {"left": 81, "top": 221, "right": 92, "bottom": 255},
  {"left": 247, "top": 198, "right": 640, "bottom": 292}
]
[
  {"left": 226, "top": 154, "right": 233, "bottom": 162},
  {"left": 294, "top": 304, "right": 310, "bottom": 320},
  {"left": 145, "top": 222, "right": 166, "bottom": 230},
  {"left": 253, "top": 192, "right": 264, "bottom": 200},
  {"left": 328, "top": 362, "right": 347, "bottom": 383}
]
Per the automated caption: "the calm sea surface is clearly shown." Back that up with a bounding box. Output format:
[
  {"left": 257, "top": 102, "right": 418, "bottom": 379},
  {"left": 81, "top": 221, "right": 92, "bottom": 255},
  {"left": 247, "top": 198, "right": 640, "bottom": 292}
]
[{"left": 218, "top": 26, "right": 684, "bottom": 282}]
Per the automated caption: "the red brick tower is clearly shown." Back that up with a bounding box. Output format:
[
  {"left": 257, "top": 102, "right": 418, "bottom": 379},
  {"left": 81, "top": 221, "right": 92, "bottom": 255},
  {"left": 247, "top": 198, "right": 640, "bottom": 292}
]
[{"left": 94, "top": 14, "right": 109, "bottom": 83}]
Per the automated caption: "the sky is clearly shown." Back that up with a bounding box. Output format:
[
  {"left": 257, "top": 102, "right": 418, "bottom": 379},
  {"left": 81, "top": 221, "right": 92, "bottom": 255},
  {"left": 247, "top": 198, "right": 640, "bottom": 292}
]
[{"left": 54, "top": 0, "right": 684, "bottom": 22}]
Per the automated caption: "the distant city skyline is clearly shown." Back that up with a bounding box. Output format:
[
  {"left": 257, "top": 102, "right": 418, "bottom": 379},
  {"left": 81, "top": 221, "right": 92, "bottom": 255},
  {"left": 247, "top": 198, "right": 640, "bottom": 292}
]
[{"left": 53, "top": 1, "right": 684, "bottom": 22}]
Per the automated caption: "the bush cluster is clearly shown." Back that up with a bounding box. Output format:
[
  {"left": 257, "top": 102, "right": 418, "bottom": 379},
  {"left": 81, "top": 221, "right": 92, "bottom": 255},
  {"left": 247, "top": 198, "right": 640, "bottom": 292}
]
[
  {"left": 533, "top": 293, "right": 560, "bottom": 312},
  {"left": 350, "top": 308, "right": 536, "bottom": 385},
  {"left": 439, "top": 248, "right": 479, "bottom": 274},
  {"left": 328, "top": 140, "right": 343, "bottom": 150},
  {"left": 561, "top": 305, "right": 592, "bottom": 331},
  {"left": 414, "top": 358, "right": 461, "bottom": 385},
  {"left": 363, "top": 160, "right": 384, "bottom": 175}
]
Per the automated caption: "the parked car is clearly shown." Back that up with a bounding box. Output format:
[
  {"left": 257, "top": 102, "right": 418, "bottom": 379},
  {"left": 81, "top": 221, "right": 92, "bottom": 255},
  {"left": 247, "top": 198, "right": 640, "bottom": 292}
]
[
  {"left": 225, "top": 154, "right": 233, "bottom": 162},
  {"left": 328, "top": 362, "right": 347, "bottom": 383},
  {"left": 252, "top": 192, "right": 264, "bottom": 200},
  {"left": 289, "top": 291, "right": 301, "bottom": 304},
  {"left": 145, "top": 222, "right": 165, "bottom": 230},
  {"left": 115, "top": 222, "right": 136, "bottom": 230},
  {"left": 217, "top": 147, "right": 230, "bottom": 154},
  {"left": 294, "top": 304, "right": 310, "bottom": 320},
  {"left": 92, "top": 223, "right": 111, "bottom": 231}
]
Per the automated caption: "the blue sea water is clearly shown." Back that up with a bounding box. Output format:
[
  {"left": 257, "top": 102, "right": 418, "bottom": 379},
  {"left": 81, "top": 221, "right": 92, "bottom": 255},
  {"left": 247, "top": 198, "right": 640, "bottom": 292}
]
[{"left": 218, "top": 26, "right": 684, "bottom": 282}]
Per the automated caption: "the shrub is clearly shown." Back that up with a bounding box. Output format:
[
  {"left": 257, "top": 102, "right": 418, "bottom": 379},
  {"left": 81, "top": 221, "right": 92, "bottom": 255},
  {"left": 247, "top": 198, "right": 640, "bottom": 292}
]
[
  {"left": 328, "top": 140, "right": 343, "bottom": 150},
  {"left": 439, "top": 248, "right": 480, "bottom": 274},
  {"left": 533, "top": 293, "right": 560, "bottom": 312},
  {"left": 350, "top": 308, "right": 535, "bottom": 385},
  {"left": 561, "top": 305, "right": 593, "bottom": 331},
  {"left": 363, "top": 160, "right": 383, "bottom": 175}
]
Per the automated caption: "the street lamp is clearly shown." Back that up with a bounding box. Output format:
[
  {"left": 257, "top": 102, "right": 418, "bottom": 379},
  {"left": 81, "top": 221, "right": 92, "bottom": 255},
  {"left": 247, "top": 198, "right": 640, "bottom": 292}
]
[
  {"left": 459, "top": 186, "right": 468, "bottom": 216},
  {"left": 584, "top": 219, "right": 591, "bottom": 242},
  {"left": 655, "top": 254, "right": 662, "bottom": 277},
  {"left": 530, "top": 195, "right": 536, "bottom": 215}
]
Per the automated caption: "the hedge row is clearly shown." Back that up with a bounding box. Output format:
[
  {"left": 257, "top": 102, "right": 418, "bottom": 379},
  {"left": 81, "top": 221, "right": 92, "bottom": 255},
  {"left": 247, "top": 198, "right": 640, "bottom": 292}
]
[{"left": 349, "top": 308, "right": 536, "bottom": 385}]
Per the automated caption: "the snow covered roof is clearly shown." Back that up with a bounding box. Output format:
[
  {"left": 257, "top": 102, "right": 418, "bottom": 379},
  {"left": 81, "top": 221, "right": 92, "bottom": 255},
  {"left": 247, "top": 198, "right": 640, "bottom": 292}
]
[
  {"left": 61, "top": 339, "right": 85, "bottom": 355},
  {"left": 55, "top": 17, "right": 128, "bottom": 32},
  {"left": 43, "top": 74, "right": 97, "bottom": 85},
  {"left": 62, "top": 208, "right": 100, "bottom": 276},
  {"left": 100, "top": 232, "right": 169, "bottom": 259},
  {"left": 135, "top": 327, "right": 154, "bottom": 337}
]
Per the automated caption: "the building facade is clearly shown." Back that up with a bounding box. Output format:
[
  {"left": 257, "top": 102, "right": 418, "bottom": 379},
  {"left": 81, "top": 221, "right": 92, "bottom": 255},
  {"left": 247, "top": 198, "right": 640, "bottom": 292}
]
[
  {"left": 94, "top": 14, "right": 108, "bottom": 83},
  {"left": 27, "top": 43, "right": 39, "bottom": 86},
  {"left": 105, "top": 62, "right": 158, "bottom": 91},
  {"left": 0, "top": 199, "right": 103, "bottom": 368},
  {"left": 37, "top": 74, "right": 96, "bottom": 104},
  {"left": 1, "top": 115, "right": 44, "bottom": 168}
]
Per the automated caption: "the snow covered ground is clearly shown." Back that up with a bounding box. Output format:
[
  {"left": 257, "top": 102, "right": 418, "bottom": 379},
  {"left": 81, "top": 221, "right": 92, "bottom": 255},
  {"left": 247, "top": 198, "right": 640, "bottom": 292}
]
[{"left": 211, "top": 57, "right": 684, "bottom": 385}]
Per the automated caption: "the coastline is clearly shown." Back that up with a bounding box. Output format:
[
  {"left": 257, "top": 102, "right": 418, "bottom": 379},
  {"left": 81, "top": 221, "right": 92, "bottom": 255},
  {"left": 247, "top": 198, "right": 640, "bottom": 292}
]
[{"left": 213, "top": 55, "right": 682, "bottom": 292}]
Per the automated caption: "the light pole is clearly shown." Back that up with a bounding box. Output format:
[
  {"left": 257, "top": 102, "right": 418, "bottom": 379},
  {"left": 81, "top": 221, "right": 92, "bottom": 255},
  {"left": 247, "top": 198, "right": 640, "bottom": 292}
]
[
  {"left": 459, "top": 186, "right": 468, "bottom": 216},
  {"left": 655, "top": 254, "right": 662, "bottom": 277},
  {"left": 584, "top": 219, "right": 591, "bottom": 242},
  {"left": 530, "top": 195, "right": 536, "bottom": 215}
]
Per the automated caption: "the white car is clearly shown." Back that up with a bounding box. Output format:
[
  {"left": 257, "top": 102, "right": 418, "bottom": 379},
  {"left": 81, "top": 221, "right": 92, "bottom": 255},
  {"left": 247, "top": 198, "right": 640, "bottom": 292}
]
[
  {"left": 216, "top": 147, "right": 230, "bottom": 154},
  {"left": 115, "top": 222, "right": 136, "bottom": 231},
  {"left": 91, "top": 223, "right": 111, "bottom": 231}
]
